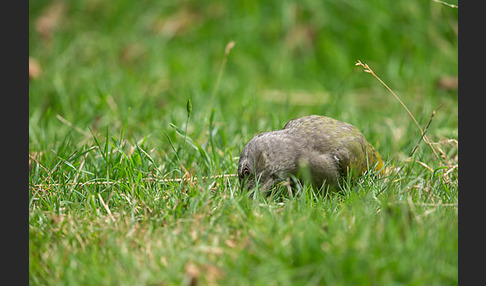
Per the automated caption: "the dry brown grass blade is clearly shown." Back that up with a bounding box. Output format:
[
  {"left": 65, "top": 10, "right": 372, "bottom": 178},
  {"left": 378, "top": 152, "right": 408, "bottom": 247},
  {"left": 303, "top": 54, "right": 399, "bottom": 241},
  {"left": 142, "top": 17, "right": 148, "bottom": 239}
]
[
  {"left": 208, "top": 41, "right": 235, "bottom": 109},
  {"left": 29, "top": 174, "right": 238, "bottom": 191},
  {"left": 355, "top": 60, "right": 441, "bottom": 161},
  {"left": 69, "top": 151, "right": 90, "bottom": 196},
  {"left": 29, "top": 153, "right": 53, "bottom": 193},
  {"left": 432, "top": 0, "right": 458, "bottom": 9},
  {"left": 98, "top": 193, "right": 116, "bottom": 222},
  {"left": 409, "top": 104, "right": 443, "bottom": 158}
]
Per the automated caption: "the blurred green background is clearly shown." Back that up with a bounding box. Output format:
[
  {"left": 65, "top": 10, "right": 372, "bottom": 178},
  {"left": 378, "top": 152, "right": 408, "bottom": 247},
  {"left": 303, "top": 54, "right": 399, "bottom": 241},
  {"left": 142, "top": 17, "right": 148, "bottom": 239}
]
[{"left": 29, "top": 0, "right": 458, "bottom": 164}]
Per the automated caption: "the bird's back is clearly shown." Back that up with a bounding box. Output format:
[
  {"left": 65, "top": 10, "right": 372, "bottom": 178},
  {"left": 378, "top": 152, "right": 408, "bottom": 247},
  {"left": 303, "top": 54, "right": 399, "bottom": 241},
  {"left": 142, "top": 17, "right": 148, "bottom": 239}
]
[{"left": 283, "top": 115, "right": 384, "bottom": 178}]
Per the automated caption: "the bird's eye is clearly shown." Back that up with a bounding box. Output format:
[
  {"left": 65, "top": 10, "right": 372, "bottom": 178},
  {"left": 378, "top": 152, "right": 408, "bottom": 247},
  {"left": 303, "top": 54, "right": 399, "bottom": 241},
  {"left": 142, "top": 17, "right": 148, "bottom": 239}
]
[{"left": 243, "top": 167, "right": 250, "bottom": 177}]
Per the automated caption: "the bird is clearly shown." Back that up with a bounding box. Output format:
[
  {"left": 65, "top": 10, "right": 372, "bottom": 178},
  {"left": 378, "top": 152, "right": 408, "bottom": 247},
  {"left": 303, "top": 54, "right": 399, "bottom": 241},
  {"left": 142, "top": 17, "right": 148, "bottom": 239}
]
[{"left": 237, "top": 115, "right": 384, "bottom": 193}]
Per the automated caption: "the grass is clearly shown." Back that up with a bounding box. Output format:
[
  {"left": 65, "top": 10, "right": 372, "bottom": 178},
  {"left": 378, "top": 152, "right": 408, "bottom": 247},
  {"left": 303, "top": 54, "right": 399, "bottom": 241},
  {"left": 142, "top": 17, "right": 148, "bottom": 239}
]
[{"left": 29, "top": 0, "right": 458, "bottom": 285}]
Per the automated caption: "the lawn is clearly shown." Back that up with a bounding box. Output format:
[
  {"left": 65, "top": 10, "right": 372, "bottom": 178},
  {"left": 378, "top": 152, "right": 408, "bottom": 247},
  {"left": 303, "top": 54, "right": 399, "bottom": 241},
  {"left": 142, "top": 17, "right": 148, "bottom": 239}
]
[{"left": 29, "top": 0, "right": 458, "bottom": 285}]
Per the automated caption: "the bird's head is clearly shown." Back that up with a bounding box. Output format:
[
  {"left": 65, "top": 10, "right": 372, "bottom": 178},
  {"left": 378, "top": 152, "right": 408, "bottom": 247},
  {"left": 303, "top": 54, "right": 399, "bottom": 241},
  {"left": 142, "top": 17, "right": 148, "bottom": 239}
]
[{"left": 237, "top": 135, "right": 276, "bottom": 192}]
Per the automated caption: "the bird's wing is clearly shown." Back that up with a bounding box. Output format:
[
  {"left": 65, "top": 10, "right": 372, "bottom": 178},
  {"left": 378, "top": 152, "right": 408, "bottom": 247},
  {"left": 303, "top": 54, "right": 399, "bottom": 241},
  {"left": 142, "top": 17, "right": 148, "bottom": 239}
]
[{"left": 332, "top": 136, "right": 383, "bottom": 179}]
